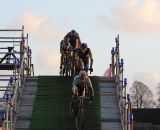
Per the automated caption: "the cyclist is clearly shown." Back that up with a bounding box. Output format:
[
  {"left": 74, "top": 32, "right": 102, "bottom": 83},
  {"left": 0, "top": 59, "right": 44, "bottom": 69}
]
[
  {"left": 72, "top": 70, "right": 94, "bottom": 99},
  {"left": 76, "top": 43, "right": 93, "bottom": 74},
  {"left": 64, "top": 30, "right": 81, "bottom": 75},
  {"left": 60, "top": 39, "right": 71, "bottom": 69},
  {"left": 64, "top": 30, "right": 81, "bottom": 50},
  {"left": 70, "top": 70, "right": 94, "bottom": 123}
]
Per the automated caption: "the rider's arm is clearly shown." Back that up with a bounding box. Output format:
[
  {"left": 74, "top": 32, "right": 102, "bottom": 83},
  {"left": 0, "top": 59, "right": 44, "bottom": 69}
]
[
  {"left": 88, "top": 49, "right": 93, "bottom": 69},
  {"left": 64, "top": 33, "right": 70, "bottom": 41},
  {"left": 75, "top": 39, "right": 80, "bottom": 49},
  {"left": 87, "top": 77, "right": 94, "bottom": 97},
  {"left": 72, "top": 77, "right": 78, "bottom": 95},
  {"left": 78, "top": 36, "right": 81, "bottom": 45}
]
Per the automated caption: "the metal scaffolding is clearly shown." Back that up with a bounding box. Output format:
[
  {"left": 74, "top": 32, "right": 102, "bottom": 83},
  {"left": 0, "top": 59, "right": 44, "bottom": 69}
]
[
  {"left": 111, "top": 35, "right": 133, "bottom": 130},
  {"left": 0, "top": 26, "right": 34, "bottom": 130}
]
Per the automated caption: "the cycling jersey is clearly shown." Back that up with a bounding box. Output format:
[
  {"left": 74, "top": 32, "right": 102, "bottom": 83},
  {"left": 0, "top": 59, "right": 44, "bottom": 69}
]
[
  {"left": 77, "top": 48, "right": 93, "bottom": 63},
  {"left": 64, "top": 32, "right": 81, "bottom": 49},
  {"left": 72, "top": 75, "right": 94, "bottom": 96}
]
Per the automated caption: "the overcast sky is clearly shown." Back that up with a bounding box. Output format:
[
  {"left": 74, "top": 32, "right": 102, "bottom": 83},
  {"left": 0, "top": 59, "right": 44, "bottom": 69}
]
[{"left": 0, "top": 0, "right": 160, "bottom": 100}]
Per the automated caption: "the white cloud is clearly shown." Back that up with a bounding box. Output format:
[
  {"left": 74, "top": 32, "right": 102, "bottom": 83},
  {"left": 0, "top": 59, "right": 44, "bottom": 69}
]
[
  {"left": 9, "top": 10, "right": 65, "bottom": 44},
  {"left": 7, "top": 11, "right": 68, "bottom": 75},
  {"left": 98, "top": 0, "right": 160, "bottom": 34},
  {"left": 36, "top": 49, "right": 60, "bottom": 75}
]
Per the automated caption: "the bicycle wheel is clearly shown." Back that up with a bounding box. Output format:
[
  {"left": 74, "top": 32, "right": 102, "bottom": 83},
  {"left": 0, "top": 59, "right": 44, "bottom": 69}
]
[
  {"left": 65, "top": 67, "right": 69, "bottom": 76},
  {"left": 62, "top": 67, "right": 65, "bottom": 76},
  {"left": 75, "top": 107, "right": 85, "bottom": 130},
  {"left": 71, "top": 66, "right": 75, "bottom": 76},
  {"left": 69, "top": 104, "right": 75, "bottom": 120},
  {"left": 59, "top": 69, "right": 63, "bottom": 76}
]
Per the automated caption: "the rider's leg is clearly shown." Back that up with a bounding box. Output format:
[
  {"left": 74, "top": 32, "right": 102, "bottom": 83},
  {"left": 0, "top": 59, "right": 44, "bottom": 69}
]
[
  {"left": 79, "top": 58, "right": 83, "bottom": 70},
  {"left": 72, "top": 50, "right": 79, "bottom": 75},
  {"left": 70, "top": 93, "right": 78, "bottom": 109},
  {"left": 83, "top": 61, "right": 89, "bottom": 74},
  {"left": 75, "top": 58, "right": 83, "bottom": 75},
  {"left": 60, "top": 53, "right": 63, "bottom": 69},
  {"left": 60, "top": 51, "right": 65, "bottom": 69}
]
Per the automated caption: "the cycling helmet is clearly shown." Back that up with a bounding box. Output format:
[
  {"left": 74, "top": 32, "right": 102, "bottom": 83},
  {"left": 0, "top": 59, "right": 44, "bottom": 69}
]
[
  {"left": 70, "top": 30, "right": 75, "bottom": 35},
  {"left": 84, "top": 43, "right": 88, "bottom": 48},
  {"left": 81, "top": 43, "right": 88, "bottom": 49},
  {"left": 79, "top": 70, "right": 87, "bottom": 78},
  {"left": 70, "top": 29, "right": 79, "bottom": 37},
  {"left": 71, "top": 30, "right": 76, "bottom": 33}
]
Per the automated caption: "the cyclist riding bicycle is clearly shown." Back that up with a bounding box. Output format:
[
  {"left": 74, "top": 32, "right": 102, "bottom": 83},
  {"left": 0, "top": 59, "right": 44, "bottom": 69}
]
[
  {"left": 72, "top": 70, "right": 94, "bottom": 99},
  {"left": 70, "top": 70, "right": 94, "bottom": 129},
  {"left": 63, "top": 30, "right": 81, "bottom": 75},
  {"left": 60, "top": 39, "right": 71, "bottom": 69},
  {"left": 64, "top": 30, "right": 81, "bottom": 50},
  {"left": 76, "top": 43, "right": 93, "bottom": 74}
]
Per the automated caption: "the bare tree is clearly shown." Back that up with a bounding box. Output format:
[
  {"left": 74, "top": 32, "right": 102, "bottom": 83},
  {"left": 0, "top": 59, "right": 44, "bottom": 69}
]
[
  {"left": 156, "top": 83, "right": 160, "bottom": 108},
  {"left": 130, "top": 81, "right": 153, "bottom": 108}
]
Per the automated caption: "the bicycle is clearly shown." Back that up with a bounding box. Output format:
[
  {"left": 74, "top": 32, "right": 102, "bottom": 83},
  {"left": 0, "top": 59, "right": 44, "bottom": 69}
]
[
  {"left": 69, "top": 96, "right": 92, "bottom": 130},
  {"left": 60, "top": 49, "right": 72, "bottom": 76},
  {"left": 60, "top": 48, "right": 78, "bottom": 76}
]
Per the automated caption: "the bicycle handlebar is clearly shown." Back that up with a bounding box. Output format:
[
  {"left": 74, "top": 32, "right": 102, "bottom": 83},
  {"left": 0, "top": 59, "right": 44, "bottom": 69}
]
[
  {"left": 77, "top": 96, "right": 90, "bottom": 99},
  {"left": 77, "top": 96, "right": 94, "bottom": 104},
  {"left": 81, "top": 68, "right": 93, "bottom": 74},
  {"left": 68, "top": 48, "right": 77, "bottom": 52}
]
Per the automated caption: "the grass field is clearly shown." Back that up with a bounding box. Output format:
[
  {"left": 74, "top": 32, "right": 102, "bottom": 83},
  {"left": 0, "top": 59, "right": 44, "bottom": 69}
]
[{"left": 29, "top": 76, "right": 100, "bottom": 130}]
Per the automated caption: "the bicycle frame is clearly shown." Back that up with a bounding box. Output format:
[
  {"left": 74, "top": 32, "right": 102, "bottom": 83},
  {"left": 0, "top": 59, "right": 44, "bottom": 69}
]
[
  {"left": 60, "top": 48, "right": 78, "bottom": 76},
  {"left": 70, "top": 96, "right": 90, "bottom": 130},
  {"left": 60, "top": 50, "right": 72, "bottom": 76},
  {"left": 76, "top": 96, "right": 90, "bottom": 111}
]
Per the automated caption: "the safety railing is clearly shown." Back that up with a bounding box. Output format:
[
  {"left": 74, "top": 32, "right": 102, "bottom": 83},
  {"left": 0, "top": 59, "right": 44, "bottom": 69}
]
[
  {"left": 111, "top": 35, "right": 133, "bottom": 130},
  {"left": 0, "top": 26, "right": 34, "bottom": 130}
]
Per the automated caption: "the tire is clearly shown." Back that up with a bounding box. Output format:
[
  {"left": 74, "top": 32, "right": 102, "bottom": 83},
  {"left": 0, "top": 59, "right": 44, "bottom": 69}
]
[
  {"left": 75, "top": 108, "right": 85, "bottom": 130},
  {"left": 71, "top": 67, "right": 75, "bottom": 76},
  {"left": 62, "top": 67, "right": 65, "bottom": 76},
  {"left": 69, "top": 106, "right": 75, "bottom": 120},
  {"left": 65, "top": 67, "right": 69, "bottom": 76},
  {"left": 59, "top": 69, "right": 63, "bottom": 76}
]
